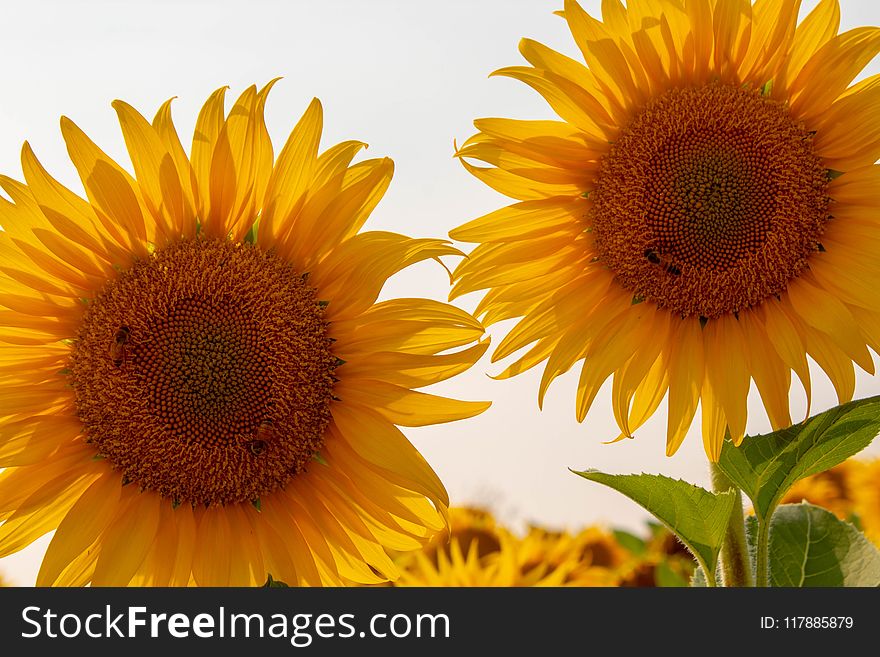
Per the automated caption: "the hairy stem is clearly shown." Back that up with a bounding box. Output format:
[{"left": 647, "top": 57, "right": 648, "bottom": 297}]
[
  {"left": 755, "top": 519, "right": 770, "bottom": 588},
  {"left": 710, "top": 462, "right": 754, "bottom": 587}
]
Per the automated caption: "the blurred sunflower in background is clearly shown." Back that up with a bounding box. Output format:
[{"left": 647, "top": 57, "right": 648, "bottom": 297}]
[
  {"left": 452, "top": 0, "right": 880, "bottom": 459},
  {"left": 390, "top": 506, "right": 696, "bottom": 587},
  {"left": 0, "top": 83, "right": 490, "bottom": 586},
  {"left": 515, "top": 525, "right": 627, "bottom": 586},
  {"left": 392, "top": 507, "right": 604, "bottom": 586}
]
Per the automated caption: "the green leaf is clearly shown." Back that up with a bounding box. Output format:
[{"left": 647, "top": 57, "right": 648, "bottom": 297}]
[
  {"left": 765, "top": 503, "right": 880, "bottom": 587},
  {"left": 612, "top": 529, "right": 647, "bottom": 556},
  {"left": 716, "top": 396, "right": 880, "bottom": 523},
  {"left": 573, "top": 470, "right": 737, "bottom": 581},
  {"left": 654, "top": 562, "right": 688, "bottom": 588}
]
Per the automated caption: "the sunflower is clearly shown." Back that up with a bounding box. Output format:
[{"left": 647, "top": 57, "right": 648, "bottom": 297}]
[
  {"left": 392, "top": 506, "right": 625, "bottom": 586},
  {"left": 392, "top": 529, "right": 523, "bottom": 587},
  {"left": 393, "top": 520, "right": 587, "bottom": 587},
  {"left": 0, "top": 83, "right": 491, "bottom": 586},
  {"left": 517, "top": 525, "right": 627, "bottom": 586},
  {"left": 451, "top": 0, "right": 880, "bottom": 459}
]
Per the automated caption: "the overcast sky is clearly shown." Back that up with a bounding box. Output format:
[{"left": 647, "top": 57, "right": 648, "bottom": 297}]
[{"left": 1, "top": 0, "right": 879, "bottom": 585}]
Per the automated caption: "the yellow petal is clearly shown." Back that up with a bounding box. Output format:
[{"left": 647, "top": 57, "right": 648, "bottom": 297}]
[
  {"left": 0, "top": 443, "right": 93, "bottom": 518},
  {"left": 338, "top": 339, "right": 490, "bottom": 389},
  {"left": 190, "top": 86, "right": 228, "bottom": 222},
  {"left": 491, "top": 66, "right": 614, "bottom": 140},
  {"left": 740, "top": 311, "right": 792, "bottom": 430},
  {"left": 665, "top": 316, "right": 704, "bottom": 455},
  {"left": 812, "top": 74, "right": 880, "bottom": 170},
  {"left": 169, "top": 503, "right": 197, "bottom": 586},
  {"left": 292, "top": 158, "right": 394, "bottom": 266},
  {"left": 152, "top": 98, "right": 200, "bottom": 237},
  {"left": 336, "top": 379, "right": 490, "bottom": 427},
  {"left": 259, "top": 98, "right": 323, "bottom": 244},
  {"left": 703, "top": 316, "right": 749, "bottom": 444},
  {"left": 310, "top": 232, "right": 462, "bottom": 322},
  {"left": 0, "top": 467, "right": 99, "bottom": 558},
  {"left": 206, "top": 83, "right": 276, "bottom": 239},
  {"left": 801, "top": 325, "right": 856, "bottom": 404},
  {"left": 758, "top": 300, "right": 812, "bottom": 418},
  {"left": 611, "top": 311, "right": 670, "bottom": 437},
  {"left": 224, "top": 504, "right": 264, "bottom": 586},
  {"left": 450, "top": 197, "right": 582, "bottom": 243},
  {"left": 251, "top": 503, "right": 298, "bottom": 584},
  {"left": 296, "top": 486, "right": 385, "bottom": 584},
  {"left": 333, "top": 297, "right": 485, "bottom": 356},
  {"left": 60, "top": 117, "right": 150, "bottom": 256},
  {"left": 191, "top": 505, "right": 232, "bottom": 586},
  {"left": 575, "top": 308, "right": 644, "bottom": 423},
  {"left": 562, "top": 0, "right": 640, "bottom": 110},
  {"left": 700, "top": 376, "right": 727, "bottom": 462},
  {"left": 20, "top": 142, "right": 132, "bottom": 264},
  {"left": 779, "top": 0, "right": 840, "bottom": 93},
  {"left": 113, "top": 99, "right": 190, "bottom": 240},
  {"left": 91, "top": 488, "right": 161, "bottom": 586},
  {"left": 786, "top": 278, "right": 873, "bottom": 373},
  {"left": 330, "top": 405, "right": 448, "bottom": 506},
  {"left": 261, "top": 493, "right": 322, "bottom": 587},
  {"left": 37, "top": 470, "right": 121, "bottom": 586},
  {"left": 790, "top": 27, "right": 880, "bottom": 120},
  {"left": 0, "top": 414, "right": 81, "bottom": 467}
]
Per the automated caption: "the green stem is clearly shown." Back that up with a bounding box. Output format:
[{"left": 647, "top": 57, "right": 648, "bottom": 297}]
[
  {"left": 755, "top": 519, "right": 770, "bottom": 588},
  {"left": 709, "top": 462, "right": 754, "bottom": 587},
  {"left": 704, "top": 568, "right": 718, "bottom": 587}
]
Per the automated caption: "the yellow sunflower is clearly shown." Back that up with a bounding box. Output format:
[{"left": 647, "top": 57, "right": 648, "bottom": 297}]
[
  {"left": 517, "top": 525, "right": 627, "bottom": 586},
  {"left": 392, "top": 506, "right": 624, "bottom": 586},
  {"left": 393, "top": 521, "right": 588, "bottom": 587},
  {"left": 392, "top": 529, "right": 521, "bottom": 587},
  {"left": 451, "top": 0, "right": 880, "bottom": 459},
  {"left": 0, "top": 83, "right": 491, "bottom": 586}
]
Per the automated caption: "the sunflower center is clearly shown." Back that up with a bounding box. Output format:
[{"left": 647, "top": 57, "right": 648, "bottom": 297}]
[
  {"left": 590, "top": 83, "right": 830, "bottom": 318},
  {"left": 69, "top": 238, "right": 336, "bottom": 506}
]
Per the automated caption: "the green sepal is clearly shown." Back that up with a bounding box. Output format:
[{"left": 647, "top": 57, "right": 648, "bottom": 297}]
[{"left": 263, "top": 574, "right": 289, "bottom": 588}]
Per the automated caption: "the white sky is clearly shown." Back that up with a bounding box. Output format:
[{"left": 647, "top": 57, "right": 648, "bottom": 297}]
[{"left": 1, "top": 0, "right": 879, "bottom": 585}]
